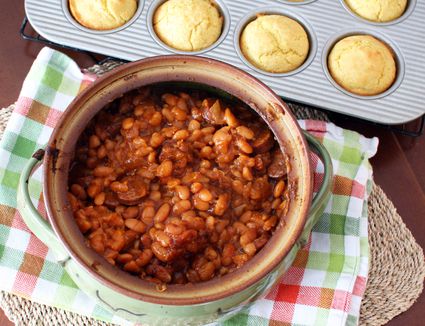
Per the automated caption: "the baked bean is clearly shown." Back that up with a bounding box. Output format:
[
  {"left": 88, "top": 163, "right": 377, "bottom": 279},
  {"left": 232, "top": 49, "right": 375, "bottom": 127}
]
[
  {"left": 190, "top": 182, "right": 203, "bottom": 193},
  {"left": 243, "top": 242, "right": 257, "bottom": 256},
  {"left": 89, "top": 135, "right": 101, "bottom": 148},
  {"left": 175, "top": 185, "right": 190, "bottom": 200},
  {"left": 94, "top": 192, "right": 105, "bottom": 206},
  {"left": 172, "top": 107, "right": 187, "bottom": 121},
  {"left": 197, "top": 261, "right": 215, "bottom": 281},
  {"left": 198, "top": 188, "right": 213, "bottom": 202},
  {"left": 70, "top": 184, "right": 86, "bottom": 200},
  {"left": 70, "top": 88, "right": 291, "bottom": 285},
  {"left": 173, "top": 200, "right": 191, "bottom": 215},
  {"left": 193, "top": 197, "right": 209, "bottom": 211},
  {"left": 87, "top": 181, "right": 102, "bottom": 198},
  {"left": 149, "top": 112, "right": 162, "bottom": 126},
  {"left": 156, "top": 160, "right": 173, "bottom": 178},
  {"left": 122, "top": 117, "right": 135, "bottom": 130},
  {"left": 154, "top": 203, "right": 171, "bottom": 223},
  {"left": 173, "top": 129, "right": 190, "bottom": 140},
  {"left": 188, "top": 119, "right": 201, "bottom": 130},
  {"left": 214, "top": 194, "right": 229, "bottom": 216},
  {"left": 93, "top": 166, "right": 114, "bottom": 177},
  {"left": 123, "top": 206, "right": 139, "bottom": 219},
  {"left": 224, "top": 108, "right": 239, "bottom": 127},
  {"left": 274, "top": 180, "right": 286, "bottom": 198},
  {"left": 242, "top": 166, "right": 254, "bottom": 181},
  {"left": 150, "top": 132, "right": 164, "bottom": 148},
  {"left": 237, "top": 138, "right": 253, "bottom": 154},
  {"left": 236, "top": 126, "right": 254, "bottom": 140}
]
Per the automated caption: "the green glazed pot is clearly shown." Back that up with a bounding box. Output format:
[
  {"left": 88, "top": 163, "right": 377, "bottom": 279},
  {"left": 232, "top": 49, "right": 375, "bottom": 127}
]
[{"left": 17, "top": 56, "right": 333, "bottom": 325}]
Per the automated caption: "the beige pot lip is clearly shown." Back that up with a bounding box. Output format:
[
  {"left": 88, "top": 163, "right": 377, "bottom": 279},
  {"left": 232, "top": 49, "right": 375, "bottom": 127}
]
[{"left": 43, "top": 55, "right": 312, "bottom": 305}]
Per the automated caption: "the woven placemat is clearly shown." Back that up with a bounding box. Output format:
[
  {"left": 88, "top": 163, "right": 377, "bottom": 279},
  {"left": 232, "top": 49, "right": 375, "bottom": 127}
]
[{"left": 1, "top": 62, "right": 424, "bottom": 326}]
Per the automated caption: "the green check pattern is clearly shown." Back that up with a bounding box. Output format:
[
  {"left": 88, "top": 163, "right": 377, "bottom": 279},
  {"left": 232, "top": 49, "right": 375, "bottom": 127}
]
[{"left": 0, "top": 47, "right": 378, "bottom": 325}]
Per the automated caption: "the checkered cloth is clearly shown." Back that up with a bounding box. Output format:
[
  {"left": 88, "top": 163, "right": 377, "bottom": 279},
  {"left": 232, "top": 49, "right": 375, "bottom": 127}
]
[{"left": 0, "top": 48, "right": 378, "bottom": 325}]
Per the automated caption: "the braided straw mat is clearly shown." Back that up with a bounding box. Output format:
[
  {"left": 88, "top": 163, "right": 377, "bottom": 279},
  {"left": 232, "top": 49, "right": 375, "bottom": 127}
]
[{"left": 0, "top": 61, "right": 424, "bottom": 326}]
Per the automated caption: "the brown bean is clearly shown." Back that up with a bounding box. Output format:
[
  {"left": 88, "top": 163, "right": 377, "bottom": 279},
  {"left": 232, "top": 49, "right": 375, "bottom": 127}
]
[
  {"left": 273, "top": 180, "right": 286, "bottom": 198},
  {"left": 156, "top": 160, "right": 173, "bottom": 178},
  {"left": 154, "top": 230, "right": 172, "bottom": 247},
  {"left": 243, "top": 242, "right": 257, "bottom": 256},
  {"left": 123, "top": 260, "right": 139, "bottom": 272},
  {"left": 155, "top": 265, "right": 172, "bottom": 283},
  {"left": 173, "top": 129, "right": 190, "bottom": 140},
  {"left": 150, "top": 132, "right": 164, "bottom": 148},
  {"left": 97, "top": 145, "right": 107, "bottom": 159},
  {"left": 162, "top": 93, "right": 178, "bottom": 106},
  {"left": 87, "top": 181, "right": 102, "bottom": 198},
  {"left": 190, "top": 182, "right": 203, "bottom": 193},
  {"left": 123, "top": 206, "right": 139, "bottom": 219},
  {"left": 242, "top": 166, "right": 253, "bottom": 181},
  {"left": 264, "top": 215, "right": 278, "bottom": 231},
  {"left": 70, "top": 184, "right": 87, "bottom": 200},
  {"left": 89, "top": 135, "right": 101, "bottom": 148},
  {"left": 188, "top": 119, "right": 201, "bottom": 130},
  {"left": 237, "top": 138, "right": 253, "bottom": 154},
  {"left": 94, "top": 192, "right": 105, "bottom": 206},
  {"left": 240, "top": 228, "right": 257, "bottom": 247},
  {"left": 175, "top": 185, "right": 190, "bottom": 200},
  {"left": 149, "top": 111, "right": 162, "bottom": 126},
  {"left": 151, "top": 241, "right": 173, "bottom": 262},
  {"left": 164, "top": 222, "right": 184, "bottom": 235},
  {"left": 198, "top": 188, "right": 213, "bottom": 202},
  {"left": 136, "top": 249, "right": 153, "bottom": 267},
  {"left": 125, "top": 219, "right": 147, "bottom": 233},
  {"left": 149, "top": 190, "right": 162, "bottom": 201},
  {"left": 154, "top": 203, "right": 171, "bottom": 223},
  {"left": 197, "top": 262, "right": 215, "bottom": 281},
  {"left": 214, "top": 194, "right": 229, "bottom": 216},
  {"left": 110, "top": 181, "right": 128, "bottom": 193},
  {"left": 224, "top": 108, "right": 239, "bottom": 127},
  {"left": 236, "top": 126, "right": 254, "bottom": 140},
  {"left": 193, "top": 197, "right": 209, "bottom": 211},
  {"left": 173, "top": 200, "right": 191, "bottom": 215},
  {"left": 122, "top": 117, "right": 135, "bottom": 130}
]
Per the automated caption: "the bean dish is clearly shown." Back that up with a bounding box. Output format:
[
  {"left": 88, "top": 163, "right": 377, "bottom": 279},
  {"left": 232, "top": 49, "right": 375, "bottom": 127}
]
[{"left": 68, "top": 87, "right": 291, "bottom": 285}]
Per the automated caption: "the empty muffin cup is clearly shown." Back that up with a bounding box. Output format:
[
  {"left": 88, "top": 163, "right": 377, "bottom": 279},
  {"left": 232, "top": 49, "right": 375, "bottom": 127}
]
[
  {"left": 234, "top": 7, "right": 317, "bottom": 77},
  {"left": 147, "top": 0, "right": 230, "bottom": 54},
  {"left": 63, "top": 0, "right": 144, "bottom": 34},
  {"left": 340, "top": 0, "right": 417, "bottom": 25},
  {"left": 322, "top": 29, "right": 405, "bottom": 99}
]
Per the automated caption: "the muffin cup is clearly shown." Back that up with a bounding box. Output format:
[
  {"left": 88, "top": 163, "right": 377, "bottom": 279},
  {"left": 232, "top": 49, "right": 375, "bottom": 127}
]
[
  {"left": 234, "top": 7, "right": 317, "bottom": 77},
  {"left": 146, "top": 0, "right": 230, "bottom": 55},
  {"left": 62, "top": 0, "right": 145, "bottom": 34},
  {"left": 339, "top": 0, "right": 417, "bottom": 26},
  {"left": 322, "top": 29, "right": 405, "bottom": 100}
]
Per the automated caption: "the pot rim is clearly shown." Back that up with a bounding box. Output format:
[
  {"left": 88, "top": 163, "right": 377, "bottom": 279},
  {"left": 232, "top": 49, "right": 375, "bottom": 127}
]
[{"left": 43, "top": 55, "right": 312, "bottom": 305}]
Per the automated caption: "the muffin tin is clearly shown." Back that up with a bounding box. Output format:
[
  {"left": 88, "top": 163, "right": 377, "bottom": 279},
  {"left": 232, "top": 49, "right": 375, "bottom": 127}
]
[{"left": 25, "top": 0, "right": 425, "bottom": 124}]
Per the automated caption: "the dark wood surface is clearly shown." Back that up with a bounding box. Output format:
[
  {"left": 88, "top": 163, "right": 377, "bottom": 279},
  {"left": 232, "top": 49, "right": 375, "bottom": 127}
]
[{"left": 0, "top": 2, "right": 423, "bottom": 325}]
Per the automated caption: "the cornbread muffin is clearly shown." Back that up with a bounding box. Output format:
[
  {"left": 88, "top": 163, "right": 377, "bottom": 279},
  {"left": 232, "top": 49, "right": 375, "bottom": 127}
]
[
  {"left": 153, "top": 0, "right": 223, "bottom": 51},
  {"left": 328, "top": 35, "right": 396, "bottom": 96},
  {"left": 345, "top": 0, "right": 407, "bottom": 22},
  {"left": 69, "top": 0, "right": 138, "bottom": 30},
  {"left": 240, "top": 15, "right": 310, "bottom": 73}
]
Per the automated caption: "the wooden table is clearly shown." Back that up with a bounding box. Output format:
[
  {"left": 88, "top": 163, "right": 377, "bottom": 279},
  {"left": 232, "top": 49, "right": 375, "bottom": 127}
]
[{"left": 1, "top": 2, "right": 424, "bottom": 325}]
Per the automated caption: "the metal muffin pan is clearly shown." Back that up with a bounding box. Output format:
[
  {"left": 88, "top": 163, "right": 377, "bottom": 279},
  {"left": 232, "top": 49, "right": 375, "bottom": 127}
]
[{"left": 25, "top": 0, "right": 425, "bottom": 124}]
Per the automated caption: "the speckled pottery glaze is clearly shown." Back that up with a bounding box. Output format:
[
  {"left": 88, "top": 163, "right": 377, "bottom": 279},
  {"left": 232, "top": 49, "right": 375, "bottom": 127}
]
[{"left": 17, "top": 56, "right": 333, "bottom": 325}]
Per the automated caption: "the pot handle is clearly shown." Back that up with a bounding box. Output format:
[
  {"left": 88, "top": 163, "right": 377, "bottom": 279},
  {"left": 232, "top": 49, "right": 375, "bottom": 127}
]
[
  {"left": 17, "top": 149, "right": 69, "bottom": 262},
  {"left": 299, "top": 132, "right": 334, "bottom": 246}
]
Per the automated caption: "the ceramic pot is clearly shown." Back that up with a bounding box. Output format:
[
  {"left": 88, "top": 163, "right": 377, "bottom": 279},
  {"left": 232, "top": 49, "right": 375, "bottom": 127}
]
[{"left": 17, "top": 55, "right": 333, "bottom": 325}]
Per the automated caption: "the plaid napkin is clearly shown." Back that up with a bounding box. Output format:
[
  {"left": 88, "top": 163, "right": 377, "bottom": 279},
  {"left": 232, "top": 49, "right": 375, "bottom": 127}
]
[{"left": 0, "top": 48, "right": 378, "bottom": 326}]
